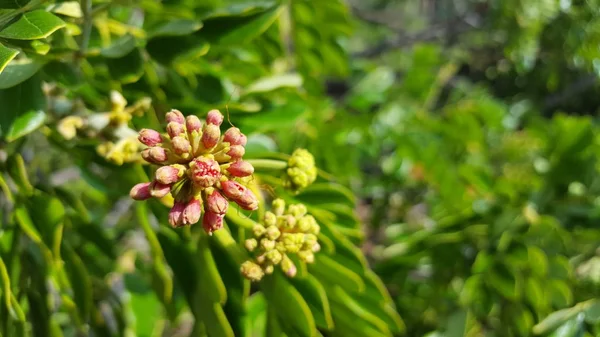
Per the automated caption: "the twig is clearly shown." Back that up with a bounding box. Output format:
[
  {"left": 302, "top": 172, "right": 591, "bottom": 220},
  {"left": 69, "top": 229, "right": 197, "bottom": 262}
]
[{"left": 76, "top": 0, "right": 93, "bottom": 63}]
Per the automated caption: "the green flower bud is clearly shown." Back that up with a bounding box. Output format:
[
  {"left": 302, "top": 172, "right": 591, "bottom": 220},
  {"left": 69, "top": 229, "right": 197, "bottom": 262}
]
[
  {"left": 284, "top": 149, "right": 317, "bottom": 193},
  {"left": 245, "top": 238, "right": 258, "bottom": 252},
  {"left": 289, "top": 204, "right": 307, "bottom": 218},
  {"left": 261, "top": 238, "right": 276, "bottom": 251},
  {"left": 264, "top": 264, "right": 274, "bottom": 275},
  {"left": 241, "top": 261, "right": 264, "bottom": 282},
  {"left": 297, "top": 216, "right": 315, "bottom": 232},
  {"left": 264, "top": 212, "right": 277, "bottom": 227},
  {"left": 298, "top": 250, "right": 314, "bottom": 263},
  {"left": 253, "top": 224, "right": 266, "bottom": 238},
  {"left": 266, "top": 226, "right": 281, "bottom": 240},
  {"left": 266, "top": 250, "right": 283, "bottom": 264},
  {"left": 281, "top": 255, "right": 297, "bottom": 278},
  {"left": 272, "top": 198, "right": 286, "bottom": 216}
]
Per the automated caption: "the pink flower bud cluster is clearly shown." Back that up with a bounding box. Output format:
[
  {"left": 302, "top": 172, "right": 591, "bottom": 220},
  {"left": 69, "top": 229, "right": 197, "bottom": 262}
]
[{"left": 129, "top": 109, "right": 258, "bottom": 234}]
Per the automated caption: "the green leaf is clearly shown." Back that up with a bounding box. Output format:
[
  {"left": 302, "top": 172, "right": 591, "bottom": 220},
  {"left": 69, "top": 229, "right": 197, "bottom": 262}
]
[
  {"left": 309, "top": 255, "right": 365, "bottom": 293},
  {"left": 295, "top": 183, "right": 355, "bottom": 207},
  {"left": 0, "top": 10, "right": 65, "bottom": 40},
  {"left": 62, "top": 245, "right": 93, "bottom": 323},
  {"left": 0, "top": 73, "right": 46, "bottom": 141},
  {"left": 106, "top": 47, "right": 145, "bottom": 84},
  {"left": 47, "top": 1, "right": 82, "bottom": 18},
  {"left": 528, "top": 246, "right": 548, "bottom": 277},
  {"left": 197, "top": 234, "right": 227, "bottom": 305},
  {"left": 548, "top": 280, "right": 573, "bottom": 308},
  {"left": 100, "top": 34, "right": 137, "bottom": 58},
  {"left": 329, "top": 286, "right": 391, "bottom": 336},
  {"left": 149, "top": 19, "right": 203, "bottom": 37},
  {"left": 0, "top": 43, "right": 19, "bottom": 74},
  {"left": 290, "top": 275, "right": 334, "bottom": 330},
  {"left": 244, "top": 73, "right": 303, "bottom": 94},
  {"left": 245, "top": 293, "right": 267, "bottom": 337},
  {"left": 200, "top": 5, "right": 283, "bottom": 45},
  {"left": 0, "top": 0, "right": 31, "bottom": 9},
  {"left": 6, "top": 153, "right": 33, "bottom": 194},
  {"left": 43, "top": 61, "right": 80, "bottom": 87},
  {"left": 0, "top": 58, "right": 42, "bottom": 89},
  {"left": 262, "top": 272, "right": 317, "bottom": 337}
]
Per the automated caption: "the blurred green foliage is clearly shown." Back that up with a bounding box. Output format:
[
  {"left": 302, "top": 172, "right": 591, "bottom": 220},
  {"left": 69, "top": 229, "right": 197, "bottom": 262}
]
[{"left": 1, "top": 0, "right": 600, "bottom": 336}]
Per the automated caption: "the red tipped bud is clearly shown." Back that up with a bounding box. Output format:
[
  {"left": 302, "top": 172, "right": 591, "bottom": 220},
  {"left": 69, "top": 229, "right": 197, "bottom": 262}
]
[
  {"left": 169, "top": 201, "right": 186, "bottom": 227},
  {"left": 189, "top": 157, "right": 221, "bottom": 188},
  {"left": 202, "top": 211, "right": 224, "bottom": 234},
  {"left": 138, "top": 129, "right": 162, "bottom": 147},
  {"left": 171, "top": 136, "right": 191, "bottom": 155},
  {"left": 206, "top": 109, "right": 224, "bottom": 126},
  {"left": 227, "top": 161, "right": 254, "bottom": 177},
  {"left": 155, "top": 165, "right": 183, "bottom": 184},
  {"left": 227, "top": 145, "right": 245, "bottom": 159},
  {"left": 223, "top": 127, "right": 247, "bottom": 146},
  {"left": 221, "top": 180, "right": 246, "bottom": 200},
  {"left": 166, "top": 109, "right": 185, "bottom": 124},
  {"left": 207, "top": 190, "right": 229, "bottom": 215},
  {"left": 130, "top": 182, "right": 151, "bottom": 200},
  {"left": 182, "top": 198, "right": 202, "bottom": 225},
  {"left": 186, "top": 115, "right": 202, "bottom": 132},
  {"left": 142, "top": 147, "right": 168, "bottom": 164},
  {"left": 149, "top": 180, "right": 171, "bottom": 198},
  {"left": 202, "top": 124, "right": 220, "bottom": 148},
  {"left": 167, "top": 122, "right": 186, "bottom": 138},
  {"left": 235, "top": 189, "right": 259, "bottom": 211}
]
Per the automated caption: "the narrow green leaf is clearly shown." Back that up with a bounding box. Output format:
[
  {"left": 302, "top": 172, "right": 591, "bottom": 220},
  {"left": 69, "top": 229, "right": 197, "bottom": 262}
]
[
  {"left": 6, "top": 154, "right": 33, "bottom": 195},
  {"left": 149, "top": 19, "right": 203, "bottom": 37},
  {"left": 197, "top": 234, "right": 227, "bottom": 305},
  {"left": 329, "top": 286, "right": 390, "bottom": 336},
  {"left": 0, "top": 257, "right": 11, "bottom": 311},
  {"left": 6, "top": 110, "right": 45, "bottom": 141},
  {"left": 47, "top": 1, "right": 82, "bottom": 18},
  {"left": 0, "top": 73, "right": 45, "bottom": 141},
  {"left": 14, "top": 206, "right": 42, "bottom": 243},
  {"left": 262, "top": 273, "right": 317, "bottom": 337},
  {"left": 0, "top": 43, "right": 18, "bottom": 73},
  {"left": 295, "top": 183, "right": 355, "bottom": 206},
  {"left": 62, "top": 245, "right": 93, "bottom": 322},
  {"left": 309, "top": 255, "right": 365, "bottom": 294},
  {"left": 100, "top": 34, "right": 137, "bottom": 58},
  {"left": 0, "top": 10, "right": 65, "bottom": 40},
  {"left": 290, "top": 275, "right": 334, "bottom": 330}
]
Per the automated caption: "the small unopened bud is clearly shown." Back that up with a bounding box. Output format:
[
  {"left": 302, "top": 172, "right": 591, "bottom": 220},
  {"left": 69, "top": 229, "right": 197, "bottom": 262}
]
[
  {"left": 167, "top": 122, "right": 186, "bottom": 138},
  {"left": 206, "top": 109, "right": 224, "bottom": 126},
  {"left": 223, "top": 127, "right": 247, "bottom": 146},
  {"left": 171, "top": 136, "right": 191, "bottom": 155},
  {"left": 298, "top": 216, "right": 315, "bottom": 232},
  {"left": 245, "top": 238, "right": 258, "bottom": 251},
  {"left": 298, "top": 250, "right": 314, "bottom": 263},
  {"left": 221, "top": 180, "right": 246, "bottom": 199},
  {"left": 130, "top": 182, "right": 151, "bottom": 200},
  {"left": 202, "top": 211, "right": 224, "bottom": 234},
  {"left": 166, "top": 109, "right": 185, "bottom": 124},
  {"left": 150, "top": 181, "right": 171, "bottom": 198},
  {"left": 272, "top": 199, "right": 285, "bottom": 216},
  {"left": 312, "top": 243, "right": 321, "bottom": 252},
  {"left": 138, "top": 129, "right": 162, "bottom": 147},
  {"left": 202, "top": 124, "right": 220, "bottom": 149},
  {"left": 227, "top": 161, "right": 254, "bottom": 177},
  {"left": 285, "top": 215, "right": 297, "bottom": 229},
  {"left": 189, "top": 157, "right": 221, "bottom": 188},
  {"left": 155, "top": 165, "right": 183, "bottom": 184},
  {"left": 266, "top": 226, "right": 280, "bottom": 240},
  {"left": 241, "top": 261, "right": 264, "bottom": 282},
  {"left": 182, "top": 198, "right": 202, "bottom": 225},
  {"left": 235, "top": 189, "right": 259, "bottom": 211},
  {"left": 261, "top": 238, "right": 276, "bottom": 251},
  {"left": 169, "top": 202, "right": 186, "bottom": 227},
  {"left": 185, "top": 115, "right": 202, "bottom": 132},
  {"left": 281, "top": 255, "right": 296, "bottom": 277},
  {"left": 266, "top": 250, "right": 283, "bottom": 264},
  {"left": 264, "top": 265, "right": 274, "bottom": 274},
  {"left": 264, "top": 212, "right": 277, "bottom": 227},
  {"left": 142, "top": 147, "right": 168, "bottom": 164},
  {"left": 227, "top": 145, "right": 245, "bottom": 160},
  {"left": 253, "top": 224, "right": 266, "bottom": 237},
  {"left": 206, "top": 190, "right": 229, "bottom": 215}
]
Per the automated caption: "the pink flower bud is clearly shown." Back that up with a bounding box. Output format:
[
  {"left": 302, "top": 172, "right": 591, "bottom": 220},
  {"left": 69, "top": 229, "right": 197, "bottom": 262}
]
[
  {"left": 186, "top": 115, "right": 202, "bottom": 132},
  {"left": 201, "top": 124, "right": 220, "bottom": 149},
  {"left": 227, "top": 145, "right": 245, "bottom": 160},
  {"left": 138, "top": 129, "right": 162, "bottom": 147},
  {"left": 167, "top": 122, "right": 186, "bottom": 138},
  {"left": 189, "top": 157, "right": 221, "bottom": 188},
  {"left": 150, "top": 180, "right": 171, "bottom": 198},
  {"left": 227, "top": 161, "right": 254, "bottom": 177},
  {"left": 221, "top": 180, "right": 246, "bottom": 200},
  {"left": 223, "top": 127, "right": 247, "bottom": 146},
  {"left": 155, "top": 165, "right": 182, "bottom": 185},
  {"left": 166, "top": 109, "right": 185, "bottom": 124},
  {"left": 202, "top": 211, "right": 224, "bottom": 234},
  {"left": 207, "top": 190, "right": 229, "bottom": 215},
  {"left": 169, "top": 201, "right": 185, "bottom": 227},
  {"left": 142, "top": 147, "right": 168, "bottom": 164},
  {"left": 171, "top": 136, "right": 191, "bottom": 155},
  {"left": 206, "top": 109, "right": 224, "bottom": 126},
  {"left": 130, "top": 182, "right": 151, "bottom": 200},
  {"left": 182, "top": 198, "right": 202, "bottom": 225},
  {"left": 235, "top": 189, "right": 259, "bottom": 211}
]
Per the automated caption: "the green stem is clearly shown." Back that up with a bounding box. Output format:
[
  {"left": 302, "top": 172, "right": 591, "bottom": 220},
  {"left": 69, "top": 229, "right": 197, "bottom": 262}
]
[
  {"left": 76, "top": 0, "right": 93, "bottom": 63},
  {"left": 246, "top": 159, "right": 287, "bottom": 171},
  {"left": 0, "top": 173, "right": 13, "bottom": 203},
  {"left": 213, "top": 229, "right": 248, "bottom": 265}
]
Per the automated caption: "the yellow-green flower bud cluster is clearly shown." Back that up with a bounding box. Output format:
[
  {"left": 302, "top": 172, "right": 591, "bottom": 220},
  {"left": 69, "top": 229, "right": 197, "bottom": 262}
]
[
  {"left": 241, "top": 198, "right": 320, "bottom": 282},
  {"left": 283, "top": 149, "right": 317, "bottom": 193},
  {"left": 56, "top": 91, "right": 152, "bottom": 165}
]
